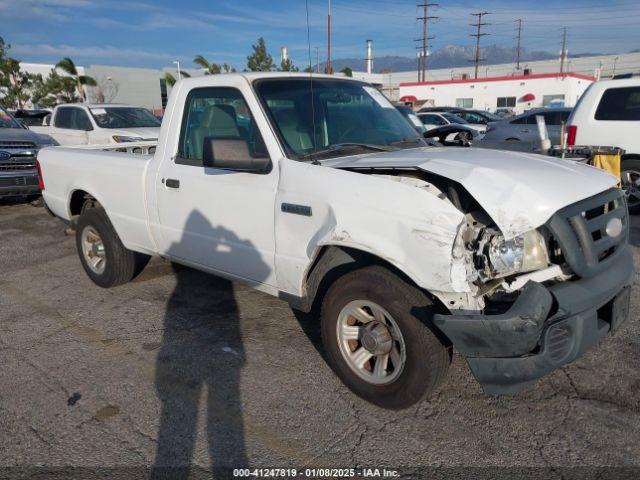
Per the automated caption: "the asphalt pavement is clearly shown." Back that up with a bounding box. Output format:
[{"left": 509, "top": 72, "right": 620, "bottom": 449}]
[{"left": 0, "top": 199, "right": 639, "bottom": 479}]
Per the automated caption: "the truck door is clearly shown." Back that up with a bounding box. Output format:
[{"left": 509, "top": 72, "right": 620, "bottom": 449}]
[
  {"left": 155, "top": 85, "right": 278, "bottom": 288},
  {"left": 50, "top": 107, "right": 91, "bottom": 145}
]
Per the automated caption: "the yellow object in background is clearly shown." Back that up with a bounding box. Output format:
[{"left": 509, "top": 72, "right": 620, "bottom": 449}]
[{"left": 592, "top": 153, "right": 621, "bottom": 186}]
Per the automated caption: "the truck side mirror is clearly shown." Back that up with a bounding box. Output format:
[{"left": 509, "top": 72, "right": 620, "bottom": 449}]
[{"left": 202, "top": 136, "right": 270, "bottom": 173}]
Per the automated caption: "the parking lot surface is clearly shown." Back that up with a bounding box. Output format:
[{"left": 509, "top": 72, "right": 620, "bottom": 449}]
[{"left": 1, "top": 199, "right": 639, "bottom": 477}]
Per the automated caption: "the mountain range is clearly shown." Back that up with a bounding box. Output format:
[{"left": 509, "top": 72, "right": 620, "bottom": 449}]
[{"left": 317, "top": 44, "right": 561, "bottom": 73}]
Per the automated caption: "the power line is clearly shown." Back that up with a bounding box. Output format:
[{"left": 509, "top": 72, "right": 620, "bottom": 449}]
[
  {"left": 415, "top": 2, "right": 439, "bottom": 82},
  {"left": 469, "top": 11, "right": 490, "bottom": 79}
]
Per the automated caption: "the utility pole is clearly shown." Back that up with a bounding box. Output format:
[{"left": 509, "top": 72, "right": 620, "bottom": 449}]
[
  {"left": 415, "top": 3, "right": 439, "bottom": 83},
  {"left": 469, "top": 12, "right": 490, "bottom": 79},
  {"left": 515, "top": 19, "right": 522, "bottom": 70},
  {"left": 560, "top": 27, "right": 568, "bottom": 74},
  {"left": 326, "top": 0, "right": 332, "bottom": 74}
]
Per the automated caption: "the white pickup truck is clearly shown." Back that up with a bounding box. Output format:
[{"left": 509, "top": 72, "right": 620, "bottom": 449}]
[
  {"left": 30, "top": 103, "right": 161, "bottom": 147},
  {"left": 37, "top": 73, "right": 632, "bottom": 409}
]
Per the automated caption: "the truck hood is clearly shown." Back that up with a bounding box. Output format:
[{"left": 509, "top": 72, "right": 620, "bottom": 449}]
[
  {"left": 0, "top": 127, "right": 57, "bottom": 146},
  {"left": 109, "top": 127, "right": 160, "bottom": 140},
  {"left": 323, "top": 147, "right": 619, "bottom": 239}
]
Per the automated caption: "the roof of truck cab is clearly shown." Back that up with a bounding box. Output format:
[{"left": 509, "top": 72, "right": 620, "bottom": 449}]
[{"left": 177, "top": 72, "right": 361, "bottom": 84}]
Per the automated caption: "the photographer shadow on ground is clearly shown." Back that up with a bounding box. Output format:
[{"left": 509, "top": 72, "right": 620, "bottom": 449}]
[{"left": 151, "top": 210, "right": 271, "bottom": 479}]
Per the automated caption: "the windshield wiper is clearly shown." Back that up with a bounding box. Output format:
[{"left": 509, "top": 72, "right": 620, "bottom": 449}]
[{"left": 300, "top": 143, "right": 397, "bottom": 161}]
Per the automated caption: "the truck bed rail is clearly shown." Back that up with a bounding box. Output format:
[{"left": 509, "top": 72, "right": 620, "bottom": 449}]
[{"left": 63, "top": 141, "right": 158, "bottom": 155}]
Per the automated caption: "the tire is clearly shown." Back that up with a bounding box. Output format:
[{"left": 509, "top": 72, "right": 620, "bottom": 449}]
[
  {"left": 320, "top": 265, "right": 451, "bottom": 410},
  {"left": 621, "top": 158, "right": 640, "bottom": 215},
  {"left": 75, "top": 207, "right": 148, "bottom": 288}
]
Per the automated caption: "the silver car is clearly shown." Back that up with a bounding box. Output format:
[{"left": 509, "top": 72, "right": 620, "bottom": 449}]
[{"left": 480, "top": 108, "right": 572, "bottom": 149}]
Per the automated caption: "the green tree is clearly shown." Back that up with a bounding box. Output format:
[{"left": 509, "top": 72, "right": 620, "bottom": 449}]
[
  {"left": 30, "top": 71, "right": 79, "bottom": 107},
  {"left": 164, "top": 70, "right": 191, "bottom": 87},
  {"left": 222, "top": 63, "right": 236, "bottom": 73},
  {"left": 55, "top": 57, "right": 97, "bottom": 101},
  {"left": 303, "top": 65, "right": 314, "bottom": 73},
  {"left": 193, "top": 55, "right": 221, "bottom": 75},
  {"left": 0, "top": 37, "right": 34, "bottom": 109},
  {"left": 340, "top": 67, "right": 353, "bottom": 77},
  {"left": 279, "top": 57, "right": 299, "bottom": 72},
  {"left": 246, "top": 37, "right": 274, "bottom": 72}
]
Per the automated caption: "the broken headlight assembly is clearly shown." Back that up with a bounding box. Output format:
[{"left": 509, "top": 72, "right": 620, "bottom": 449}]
[{"left": 475, "top": 228, "right": 550, "bottom": 281}]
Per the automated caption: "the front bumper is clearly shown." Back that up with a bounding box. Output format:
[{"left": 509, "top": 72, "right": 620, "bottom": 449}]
[
  {"left": 434, "top": 245, "right": 634, "bottom": 395},
  {"left": 0, "top": 171, "right": 39, "bottom": 197}
]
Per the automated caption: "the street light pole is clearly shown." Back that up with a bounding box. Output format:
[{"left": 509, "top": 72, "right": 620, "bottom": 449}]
[{"left": 173, "top": 61, "right": 181, "bottom": 81}]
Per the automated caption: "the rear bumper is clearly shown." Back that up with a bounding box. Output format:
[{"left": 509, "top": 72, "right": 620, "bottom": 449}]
[
  {"left": 0, "top": 171, "right": 39, "bottom": 197},
  {"left": 434, "top": 245, "right": 634, "bottom": 394}
]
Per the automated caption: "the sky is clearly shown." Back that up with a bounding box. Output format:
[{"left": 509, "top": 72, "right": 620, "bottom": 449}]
[{"left": 1, "top": 0, "right": 639, "bottom": 71}]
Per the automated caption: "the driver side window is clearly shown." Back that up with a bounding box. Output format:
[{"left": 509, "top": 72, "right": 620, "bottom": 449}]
[{"left": 177, "top": 87, "right": 267, "bottom": 167}]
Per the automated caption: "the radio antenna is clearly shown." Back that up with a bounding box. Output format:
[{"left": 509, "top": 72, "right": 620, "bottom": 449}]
[{"left": 305, "top": 0, "right": 319, "bottom": 163}]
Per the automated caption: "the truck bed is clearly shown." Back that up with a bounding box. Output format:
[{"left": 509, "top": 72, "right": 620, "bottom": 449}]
[{"left": 38, "top": 144, "right": 157, "bottom": 254}]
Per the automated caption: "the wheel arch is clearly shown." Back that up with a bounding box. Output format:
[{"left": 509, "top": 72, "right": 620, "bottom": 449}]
[
  {"left": 68, "top": 188, "right": 104, "bottom": 218},
  {"left": 290, "top": 245, "right": 449, "bottom": 316}
]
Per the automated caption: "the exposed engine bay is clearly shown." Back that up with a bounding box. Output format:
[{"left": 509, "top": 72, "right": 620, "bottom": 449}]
[{"left": 350, "top": 166, "right": 571, "bottom": 311}]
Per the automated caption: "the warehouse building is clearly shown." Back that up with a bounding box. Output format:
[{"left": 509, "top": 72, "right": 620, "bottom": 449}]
[{"left": 396, "top": 72, "right": 595, "bottom": 114}]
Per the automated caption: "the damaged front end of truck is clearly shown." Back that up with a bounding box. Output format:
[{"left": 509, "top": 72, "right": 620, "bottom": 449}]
[{"left": 333, "top": 150, "right": 633, "bottom": 395}]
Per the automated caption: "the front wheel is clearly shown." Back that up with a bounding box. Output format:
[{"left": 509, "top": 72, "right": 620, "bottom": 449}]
[
  {"left": 320, "top": 266, "right": 451, "bottom": 409},
  {"left": 75, "top": 207, "right": 149, "bottom": 288}
]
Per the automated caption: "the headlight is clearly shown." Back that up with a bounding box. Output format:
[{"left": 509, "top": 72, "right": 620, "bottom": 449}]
[
  {"left": 477, "top": 229, "right": 549, "bottom": 280},
  {"left": 112, "top": 135, "right": 143, "bottom": 143}
]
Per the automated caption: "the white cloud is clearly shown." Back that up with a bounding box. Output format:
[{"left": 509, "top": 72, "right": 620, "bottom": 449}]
[{"left": 10, "top": 43, "right": 179, "bottom": 63}]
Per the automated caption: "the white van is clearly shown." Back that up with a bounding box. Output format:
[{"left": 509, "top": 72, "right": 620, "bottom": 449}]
[{"left": 567, "top": 78, "right": 640, "bottom": 213}]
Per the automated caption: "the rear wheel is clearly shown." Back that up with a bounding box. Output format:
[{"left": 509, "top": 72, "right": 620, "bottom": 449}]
[
  {"left": 75, "top": 207, "right": 149, "bottom": 287},
  {"left": 320, "top": 265, "right": 450, "bottom": 410},
  {"left": 621, "top": 158, "right": 640, "bottom": 214}
]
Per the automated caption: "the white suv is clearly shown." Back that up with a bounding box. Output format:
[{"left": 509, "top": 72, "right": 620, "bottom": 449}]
[{"left": 567, "top": 78, "right": 640, "bottom": 213}]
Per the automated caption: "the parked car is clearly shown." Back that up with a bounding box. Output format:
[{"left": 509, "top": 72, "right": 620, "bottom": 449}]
[
  {"left": 480, "top": 108, "right": 572, "bottom": 148},
  {"left": 33, "top": 103, "right": 161, "bottom": 146},
  {"left": 417, "top": 106, "right": 455, "bottom": 113},
  {"left": 567, "top": 78, "right": 640, "bottom": 213},
  {"left": 418, "top": 111, "right": 486, "bottom": 136},
  {"left": 38, "top": 73, "right": 631, "bottom": 409},
  {"left": 0, "top": 107, "right": 58, "bottom": 198},
  {"left": 10, "top": 109, "right": 52, "bottom": 128},
  {"left": 449, "top": 108, "right": 502, "bottom": 125},
  {"left": 494, "top": 107, "right": 516, "bottom": 118}
]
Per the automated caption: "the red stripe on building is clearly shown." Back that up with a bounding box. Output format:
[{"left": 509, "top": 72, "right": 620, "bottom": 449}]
[{"left": 399, "top": 72, "right": 596, "bottom": 88}]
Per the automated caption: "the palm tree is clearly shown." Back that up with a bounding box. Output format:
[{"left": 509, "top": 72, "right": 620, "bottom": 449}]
[
  {"left": 193, "top": 55, "right": 221, "bottom": 75},
  {"left": 55, "top": 57, "right": 96, "bottom": 102},
  {"left": 164, "top": 70, "right": 191, "bottom": 87}
]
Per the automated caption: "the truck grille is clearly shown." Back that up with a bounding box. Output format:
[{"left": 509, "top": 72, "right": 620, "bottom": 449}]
[
  {"left": 546, "top": 188, "right": 628, "bottom": 278},
  {"left": 0, "top": 141, "right": 37, "bottom": 171},
  {"left": 0, "top": 141, "right": 36, "bottom": 149},
  {"left": 0, "top": 176, "right": 38, "bottom": 187}
]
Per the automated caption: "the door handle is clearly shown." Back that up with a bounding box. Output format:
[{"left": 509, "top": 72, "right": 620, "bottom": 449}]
[{"left": 164, "top": 178, "right": 180, "bottom": 189}]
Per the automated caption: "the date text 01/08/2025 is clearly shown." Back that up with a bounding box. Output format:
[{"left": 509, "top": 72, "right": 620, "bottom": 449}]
[{"left": 232, "top": 468, "right": 400, "bottom": 478}]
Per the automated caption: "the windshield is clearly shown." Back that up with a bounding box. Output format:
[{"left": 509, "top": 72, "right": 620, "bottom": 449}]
[
  {"left": 442, "top": 113, "right": 469, "bottom": 124},
  {"left": 255, "top": 78, "right": 424, "bottom": 160},
  {"left": 0, "top": 108, "right": 22, "bottom": 129},
  {"left": 89, "top": 107, "right": 161, "bottom": 129},
  {"left": 482, "top": 111, "right": 502, "bottom": 121}
]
